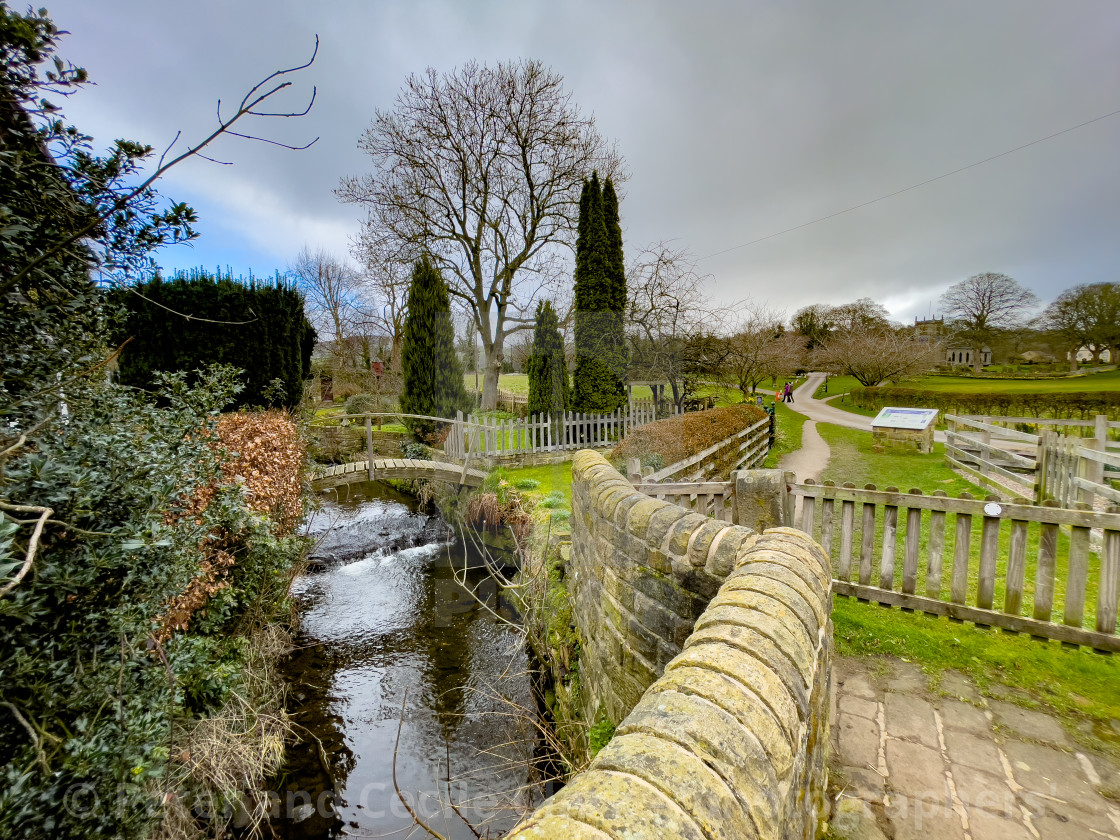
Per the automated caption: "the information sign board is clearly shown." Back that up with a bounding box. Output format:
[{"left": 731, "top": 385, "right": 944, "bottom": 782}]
[{"left": 870, "top": 407, "right": 939, "bottom": 431}]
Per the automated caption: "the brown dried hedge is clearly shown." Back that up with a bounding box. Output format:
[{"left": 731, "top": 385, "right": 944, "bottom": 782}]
[
  {"left": 611, "top": 404, "right": 767, "bottom": 470},
  {"left": 157, "top": 410, "right": 305, "bottom": 641}
]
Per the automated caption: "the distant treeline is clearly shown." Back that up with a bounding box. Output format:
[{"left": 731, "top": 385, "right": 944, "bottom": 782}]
[{"left": 112, "top": 268, "right": 316, "bottom": 409}]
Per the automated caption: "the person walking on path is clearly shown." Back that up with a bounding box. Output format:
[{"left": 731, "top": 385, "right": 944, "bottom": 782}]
[{"left": 784, "top": 381, "right": 795, "bottom": 403}]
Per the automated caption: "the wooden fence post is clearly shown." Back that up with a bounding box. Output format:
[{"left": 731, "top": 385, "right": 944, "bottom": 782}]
[
  {"left": 365, "top": 416, "right": 375, "bottom": 482},
  {"left": 1082, "top": 414, "right": 1108, "bottom": 506}
]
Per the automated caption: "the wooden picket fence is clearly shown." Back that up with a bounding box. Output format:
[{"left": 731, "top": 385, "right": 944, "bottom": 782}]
[
  {"left": 633, "top": 481, "right": 737, "bottom": 522},
  {"left": 444, "top": 404, "right": 679, "bottom": 459},
  {"left": 791, "top": 479, "right": 1120, "bottom": 652}
]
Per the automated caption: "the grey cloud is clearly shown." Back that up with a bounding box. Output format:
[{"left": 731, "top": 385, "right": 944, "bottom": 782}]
[{"left": 42, "top": 0, "right": 1120, "bottom": 320}]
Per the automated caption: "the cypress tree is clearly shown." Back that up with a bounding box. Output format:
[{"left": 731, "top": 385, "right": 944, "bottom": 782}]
[
  {"left": 572, "top": 172, "right": 627, "bottom": 413},
  {"left": 399, "top": 256, "right": 468, "bottom": 436},
  {"left": 527, "top": 299, "right": 569, "bottom": 422}
]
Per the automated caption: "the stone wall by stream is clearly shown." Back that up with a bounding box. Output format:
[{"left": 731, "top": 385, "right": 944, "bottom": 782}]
[{"left": 507, "top": 450, "right": 833, "bottom": 840}]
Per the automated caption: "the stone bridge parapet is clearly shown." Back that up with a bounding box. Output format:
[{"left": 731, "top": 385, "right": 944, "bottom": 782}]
[{"left": 508, "top": 450, "right": 832, "bottom": 840}]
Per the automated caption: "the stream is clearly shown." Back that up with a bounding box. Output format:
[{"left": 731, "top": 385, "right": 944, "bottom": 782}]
[{"left": 271, "top": 480, "right": 539, "bottom": 839}]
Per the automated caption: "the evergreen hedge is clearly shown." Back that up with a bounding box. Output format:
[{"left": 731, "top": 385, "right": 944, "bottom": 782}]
[
  {"left": 848, "top": 387, "right": 1120, "bottom": 420},
  {"left": 527, "top": 299, "right": 570, "bottom": 416},
  {"left": 113, "top": 269, "right": 316, "bottom": 409}
]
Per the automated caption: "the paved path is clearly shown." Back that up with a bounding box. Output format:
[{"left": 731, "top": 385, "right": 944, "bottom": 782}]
[
  {"left": 831, "top": 657, "right": 1120, "bottom": 840},
  {"left": 785, "top": 371, "right": 948, "bottom": 444},
  {"left": 786, "top": 372, "right": 873, "bottom": 432}
]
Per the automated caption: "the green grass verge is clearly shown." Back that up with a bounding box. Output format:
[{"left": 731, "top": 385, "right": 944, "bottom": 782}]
[
  {"left": 813, "top": 374, "right": 863, "bottom": 400},
  {"left": 817, "top": 422, "right": 977, "bottom": 493},
  {"left": 763, "top": 401, "right": 802, "bottom": 469}
]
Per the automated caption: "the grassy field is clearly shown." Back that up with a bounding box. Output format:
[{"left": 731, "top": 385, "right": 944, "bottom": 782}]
[
  {"left": 882, "top": 367, "right": 1120, "bottom": 393},
  {"left": 463, "top": 374, "right": 809, "bottom": 407}
]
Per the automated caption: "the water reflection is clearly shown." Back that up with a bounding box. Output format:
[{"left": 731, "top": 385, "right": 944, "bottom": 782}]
[{"left": 274, "top": 481, "right": 536, "bottom": 838}]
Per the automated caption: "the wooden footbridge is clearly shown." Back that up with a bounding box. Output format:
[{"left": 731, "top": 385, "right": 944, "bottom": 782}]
[
  {"left": 311, "top": 411, "right": 489, "bottom": 490},
  {"left": 312, "top": 458, "right": 488, "bottom": 490}
]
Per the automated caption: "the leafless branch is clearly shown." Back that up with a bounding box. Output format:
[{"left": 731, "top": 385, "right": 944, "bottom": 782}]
[
  {"left": 0, "top": 503, "right": 53, "bottom": 598},
  {"left": 3, "top": 36, "right": 320, "bottom": 296},
  {"left": 393, "top": 688, "right": 449, "bottom": 840}
]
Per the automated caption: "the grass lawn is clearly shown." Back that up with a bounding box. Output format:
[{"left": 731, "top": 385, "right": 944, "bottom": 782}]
[
  {"left": 763, "top": 401, "right": 802, "bottom": 469},
  {"left": 889, "top": 367, "right": 1120, "bottom": 393},
  {"left": 493, "top": 461, "right": 574, "bottom": 535},
  {"left": 463, "top": 372, "right": 659, "bottom": 401},
  {"left": 813, "top": 374, "right": 863, "bottom": 400}
]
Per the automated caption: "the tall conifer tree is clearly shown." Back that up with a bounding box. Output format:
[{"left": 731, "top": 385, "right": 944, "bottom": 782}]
[
  {"left": 400, "top": 257, "right": 467, "bottom": 434},
  {"left": 528, "top": 299, "right": 569, "bottom": 418},
  {"left": 573, "top": 172, "right": 627, "bottom": 412}
]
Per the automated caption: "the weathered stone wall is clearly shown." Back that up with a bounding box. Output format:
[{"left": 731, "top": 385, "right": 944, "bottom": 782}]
[{"left": 509, "top": 450, "right": 833, "bottom": 839}]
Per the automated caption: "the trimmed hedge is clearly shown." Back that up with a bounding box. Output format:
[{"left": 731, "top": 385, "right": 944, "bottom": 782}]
[
  {"left": 113, "top": 269, "right": 316, "bottom": 410},
  {"left": 610, "top": 404, "right": 768, "bottom": 470},
  {"left": 848, "top": 387, "right": 1120, "bottom": 420}
]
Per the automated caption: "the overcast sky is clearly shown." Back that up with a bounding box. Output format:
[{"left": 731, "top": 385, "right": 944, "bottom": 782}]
[{"left": 43, "top": 0, "right": 1120, "bottom": 323}]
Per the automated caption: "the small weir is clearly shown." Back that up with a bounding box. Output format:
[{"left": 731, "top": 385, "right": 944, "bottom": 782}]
[{"left": 272, "top": 480, "right": 541, "bottom": 838}]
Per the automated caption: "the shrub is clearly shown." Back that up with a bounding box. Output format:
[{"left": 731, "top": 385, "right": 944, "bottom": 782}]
[
  {"left": 611, "top": 404, "right": 767, "bottom": 471},
  {"left": 343, "top": 393, "right": 379, "bottom": 416}
]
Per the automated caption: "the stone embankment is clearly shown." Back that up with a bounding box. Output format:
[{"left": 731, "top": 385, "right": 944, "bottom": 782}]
[{"left": 507, "top": 450, "right": 834, "bottom": 840}]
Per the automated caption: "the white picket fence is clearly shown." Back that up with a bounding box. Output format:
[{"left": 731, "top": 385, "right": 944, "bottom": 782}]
[{"left": 443, "top": 404, "right": 679, "bottom": 459}]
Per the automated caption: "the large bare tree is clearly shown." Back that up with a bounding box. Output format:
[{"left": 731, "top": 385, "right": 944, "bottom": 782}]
[
  {"left": 626, "top": 243, "right": 729, "bottom": 410},
  {"left": 721, "top": 304, "right": 793, "bottom": 399},
  {"left": 814, "top": 329, "right": 941, "bottom": 386},
  {"left": 338, "top": 59, "right": 621, "bottom": 409},
  {"left": 940, "top": 272, "right": 1039, "bottom": 373},
  {"left": 1041, "top": 282, "right": 1120, "bottom": 368},
  {"left": 351, "top": 234, "right": 414, "bottom": 372}
]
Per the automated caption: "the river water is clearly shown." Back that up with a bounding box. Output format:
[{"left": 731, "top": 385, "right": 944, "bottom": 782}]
[{"left": 272, "top": 480, "right": 538, "bottom": 839}]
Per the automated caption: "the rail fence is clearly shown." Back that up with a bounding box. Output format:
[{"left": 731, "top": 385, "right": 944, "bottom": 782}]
[
  {"left": 792, "top": 479, "right": 1120, "bottom": 651},
  {"left": 628, "top": 416, "right": 773, "bottom": 522},
  {"left": 946, "top": 414, "right": 1120, "bottom": 508}
]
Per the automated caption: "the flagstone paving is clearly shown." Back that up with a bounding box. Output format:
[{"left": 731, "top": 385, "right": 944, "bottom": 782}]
[{"left": 830, "top": 657, "right": 1120, "bottom": 839}]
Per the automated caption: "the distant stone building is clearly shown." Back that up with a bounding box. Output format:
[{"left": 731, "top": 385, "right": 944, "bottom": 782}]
[{"left": 912, "top": 316, "right": 991, "bottom": 367}]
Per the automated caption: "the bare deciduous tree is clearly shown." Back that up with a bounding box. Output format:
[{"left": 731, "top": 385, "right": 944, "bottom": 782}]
[
  {"left": 813, "top": 329, "right": 941, "bottom": 387},
  {"left": 352, "top": 234, "right": 415, "bottom": 373},
  {"left": 829, "top": 297, "right": 892, "bottom": 334},
  {"left": 289, "top": 246, "right": 360, "bottom": 366},
  {"left": 338, "top": 59, "right": 622, "bottom": 410},
  {"left": 626, "top": 243, "right": 729, "bottom": 409},
  {"left": 940, "top": 272, "right": 1039, "bottom": 373},
  {"left": 721, "top": 304, "right": 792, "bottom": 399}
]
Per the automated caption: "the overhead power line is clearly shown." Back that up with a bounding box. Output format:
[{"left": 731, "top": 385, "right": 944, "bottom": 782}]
[{"left": 699, "top": 105, "right": 1120, "bottom": 261}]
